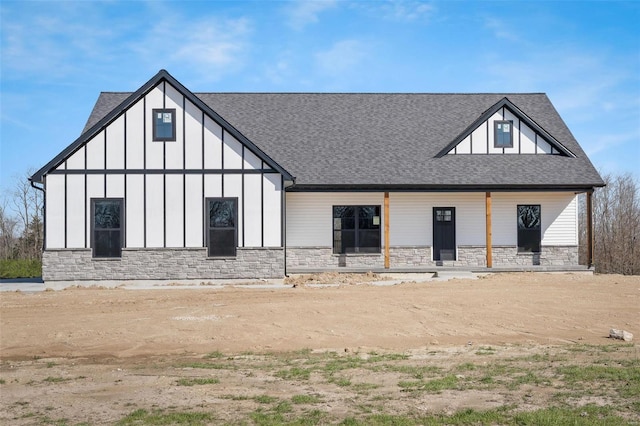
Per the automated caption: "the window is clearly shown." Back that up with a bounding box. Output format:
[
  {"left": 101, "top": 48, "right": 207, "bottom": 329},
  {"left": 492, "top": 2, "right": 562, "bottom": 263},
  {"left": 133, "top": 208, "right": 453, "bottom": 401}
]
[
  {"left": 517, "top": 205, "right": 541, "bottom": 253},
  {"left": 153, "top": 108, "right": 176, "bottom": 141},
  {"left": 333, "top": 205, "right": 381, "bottom": 254},
  {"left": 91, "top": 199, "right": 124, "bottom": 258},
  {"left": 206, "top": 198, "right": 237, "bottom": 257},
  {"left": 494, "top": 120, "right": 513, "bottom": 148}
]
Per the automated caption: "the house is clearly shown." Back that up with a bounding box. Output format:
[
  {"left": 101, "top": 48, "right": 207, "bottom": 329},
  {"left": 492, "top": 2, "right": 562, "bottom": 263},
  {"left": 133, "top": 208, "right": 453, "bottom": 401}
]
[{"left": 30, "top": 70, "right": 604, "bottom": 282}]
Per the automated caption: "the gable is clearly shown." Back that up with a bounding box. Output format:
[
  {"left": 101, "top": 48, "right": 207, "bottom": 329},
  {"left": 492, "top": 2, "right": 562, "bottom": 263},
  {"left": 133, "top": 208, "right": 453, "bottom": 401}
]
[
  {"left": 30, "top": 70, "right": 292, "bottom": 184},
  {"left": 437, "top": 98, "right": 575, "bottom": 158}
]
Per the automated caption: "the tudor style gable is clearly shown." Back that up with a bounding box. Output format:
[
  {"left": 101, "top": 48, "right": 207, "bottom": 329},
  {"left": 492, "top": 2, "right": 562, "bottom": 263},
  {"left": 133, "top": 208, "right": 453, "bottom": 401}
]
[
  {"left": 437, "top": 97, "right": 575, "bottom": 157},
  {"left": 31, "top": 70, "right": 292, "bottom": 252}
]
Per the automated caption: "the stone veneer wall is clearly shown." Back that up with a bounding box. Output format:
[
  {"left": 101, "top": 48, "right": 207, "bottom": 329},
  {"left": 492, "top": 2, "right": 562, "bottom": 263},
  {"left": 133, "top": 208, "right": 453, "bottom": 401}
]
[
  {"left": 42, "top": 247, "right": 284, "bottom": 281},
  {"left": 287, "top": 245, "right": 578, "bottom": 269},
  {"left": 286, "top": 247, "right": 384, "bottom": 269},
  {"left": 492, "top": 245, "right": 578, "bottom": 266}
]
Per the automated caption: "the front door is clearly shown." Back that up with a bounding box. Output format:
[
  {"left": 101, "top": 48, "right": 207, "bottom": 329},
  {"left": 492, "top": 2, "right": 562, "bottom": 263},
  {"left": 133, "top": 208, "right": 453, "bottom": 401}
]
[{"left": 433, "top": 207, "right": 456, "bottom": 261}]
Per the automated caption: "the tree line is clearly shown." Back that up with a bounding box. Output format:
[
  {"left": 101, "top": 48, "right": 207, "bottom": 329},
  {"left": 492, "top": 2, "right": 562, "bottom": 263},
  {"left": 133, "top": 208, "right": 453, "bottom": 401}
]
[{"left": 0, "top": 170, "right": 638, "bottom": 276}]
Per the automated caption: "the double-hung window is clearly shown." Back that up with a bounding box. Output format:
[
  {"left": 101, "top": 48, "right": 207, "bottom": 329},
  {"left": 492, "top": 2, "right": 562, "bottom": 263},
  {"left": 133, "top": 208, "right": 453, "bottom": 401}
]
[
  {"left": 517, "top": 204, "right": 541, "bottom": 253},
  {"left": 333, "top": 205, "right": 381, "bottom": 254},
  {"left": 91, "top": 199, "right": 124, "bottom": 258},
  {"left": 206, "top": 198, "right": 238, "bottom": 257},
  {"left": 494, "top": 120, "right": 513, "bottom": 148},
  {"left": 152, "top": 108, "right": 176, "bottom": 141}
]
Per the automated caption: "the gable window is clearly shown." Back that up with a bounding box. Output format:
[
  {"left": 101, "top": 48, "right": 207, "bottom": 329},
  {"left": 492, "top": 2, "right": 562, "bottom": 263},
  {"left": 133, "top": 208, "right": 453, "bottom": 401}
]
[
  {"left": 153, "top": 108, "right": 176, "bottom": 141},
  {"left": 494, "top": 120, "right": 513, "bottom": 148},
  {"left": 91, "top": 199, "right": 124, "bottom": 258},
  {"left": 206, "top": 198, "right": 237, "bottom": 257},
  {"left": 517, "top": 205, "right": 541, "bottom": 253},
  {"left": 333, "top": 205, "right": 381, "bottom": 254}
]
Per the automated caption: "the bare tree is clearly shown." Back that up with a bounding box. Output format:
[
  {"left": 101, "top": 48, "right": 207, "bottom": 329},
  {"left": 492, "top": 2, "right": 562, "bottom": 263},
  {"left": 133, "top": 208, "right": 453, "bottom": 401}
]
[
  {"left": 0, "top": 171, "right": 44, "bottom": 261},
  {"left": 0, "top": 200, "right": 19, "bottom": 259},
  {"left": 579, "top": 172, "right": 640, "bottom": 275}
]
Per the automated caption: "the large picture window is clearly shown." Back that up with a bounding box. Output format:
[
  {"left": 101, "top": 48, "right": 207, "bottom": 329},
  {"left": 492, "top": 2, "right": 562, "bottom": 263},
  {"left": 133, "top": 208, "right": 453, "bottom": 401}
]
[
  {"left": 206, "top": 198, "right": 237, "bottom": 257},
  {"left": 91, "top": 199, "right": 124, "bottom": 258},
  {"left": 517, "top": 204, "right": 541, "bottom": 253},
  {"left": 152, "top": 108, "right": 176, "bottom": 141},
  {"left": 333, "top": 205, "right": 381, "bottom": 254}
]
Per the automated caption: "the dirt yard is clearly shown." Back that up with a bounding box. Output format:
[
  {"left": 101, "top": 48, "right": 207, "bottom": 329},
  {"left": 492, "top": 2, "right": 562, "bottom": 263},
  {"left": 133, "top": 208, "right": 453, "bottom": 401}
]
[{"left": 1, "top": 272, "right": 639, "bottom": 424}]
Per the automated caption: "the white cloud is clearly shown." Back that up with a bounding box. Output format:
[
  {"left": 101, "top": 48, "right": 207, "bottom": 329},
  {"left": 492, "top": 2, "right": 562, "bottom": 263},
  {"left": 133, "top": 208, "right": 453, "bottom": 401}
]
[
  {"left": 315, "top": 39, "right": 368, "bottom": 76},
  {"left": 127, "top": 14, "right": 252, "bottom": 83},
  {"left": 383, "top": 1, "right": 434, "bottom": 21},
  {"left": 483, "top": 16, "right": 520, "bottom": 42},
  {"left": 285, "top": 0, "right": 337, "bottom": 30}
]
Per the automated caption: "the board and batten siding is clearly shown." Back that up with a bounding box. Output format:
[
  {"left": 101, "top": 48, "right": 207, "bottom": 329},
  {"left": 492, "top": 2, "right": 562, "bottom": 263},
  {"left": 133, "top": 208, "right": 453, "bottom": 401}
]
[
  {"left": 285, "top": 191, "right": 577, "bottom": 249},
  {"left": 45, "top": 80, "right": 282, "bottom": 251},
  {"left": 449, "top": 108, "right": 555, "bottom": 155}
]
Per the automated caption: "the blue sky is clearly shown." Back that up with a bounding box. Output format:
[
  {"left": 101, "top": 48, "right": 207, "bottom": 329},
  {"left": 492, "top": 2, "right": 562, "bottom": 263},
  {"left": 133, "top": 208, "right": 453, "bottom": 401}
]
[{"left": 1, "top": 0, "right": 639, "bottom": 192}]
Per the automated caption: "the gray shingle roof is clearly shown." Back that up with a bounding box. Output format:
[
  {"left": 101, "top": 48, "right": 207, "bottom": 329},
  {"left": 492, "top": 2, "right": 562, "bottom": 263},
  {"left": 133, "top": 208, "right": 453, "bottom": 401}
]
[{"left": 82, "top": 91, "right": 603, "bottom": 189}]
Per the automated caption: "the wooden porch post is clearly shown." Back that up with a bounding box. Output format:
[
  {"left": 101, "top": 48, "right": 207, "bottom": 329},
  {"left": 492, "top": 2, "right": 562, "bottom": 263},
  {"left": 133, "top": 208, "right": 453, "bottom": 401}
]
[
  {"left": 587, "top": 190, "right": 593, "bottom": 268},
  {"left": 486, "top": 191, "right": 492, "bottom": 268},
  {"left": 384, "top": 192, "right": 390, "bottom": 269}
]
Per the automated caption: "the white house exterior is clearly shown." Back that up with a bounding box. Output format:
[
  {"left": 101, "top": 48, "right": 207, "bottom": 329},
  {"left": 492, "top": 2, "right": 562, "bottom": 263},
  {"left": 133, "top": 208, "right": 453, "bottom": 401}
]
[{"left": 31, "top": 70, "right": 604, "bottom": 281}]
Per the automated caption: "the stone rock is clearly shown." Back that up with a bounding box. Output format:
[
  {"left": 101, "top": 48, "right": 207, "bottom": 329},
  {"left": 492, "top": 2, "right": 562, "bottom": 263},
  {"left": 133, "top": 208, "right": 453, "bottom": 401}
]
[{"left": 609, "top": 329, "right": 633, "bottom": 342}]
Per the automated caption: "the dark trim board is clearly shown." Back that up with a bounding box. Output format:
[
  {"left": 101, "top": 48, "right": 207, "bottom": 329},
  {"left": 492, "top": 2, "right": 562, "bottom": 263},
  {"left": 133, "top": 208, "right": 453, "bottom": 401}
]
[
  {"left": 49, "top": 169, "right": 278, "bottom": 175},
  {"left": 287, "top": 185, "right": 601, "bottom": 193}
]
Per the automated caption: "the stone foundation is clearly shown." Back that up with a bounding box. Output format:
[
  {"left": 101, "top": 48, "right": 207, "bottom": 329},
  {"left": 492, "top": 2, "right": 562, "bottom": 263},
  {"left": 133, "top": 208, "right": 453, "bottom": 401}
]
[
  {"left": 286, "top": 247, "right": 384, "bottom": 269},
  {"left": 43, "top": 247, "right": 284, "bottom": 282},
  {"left": 287, "top": 245, "right": 578, "bottom": 270},
  {"left": 492, "top": 245, "right": 578, "bottom": 267}
]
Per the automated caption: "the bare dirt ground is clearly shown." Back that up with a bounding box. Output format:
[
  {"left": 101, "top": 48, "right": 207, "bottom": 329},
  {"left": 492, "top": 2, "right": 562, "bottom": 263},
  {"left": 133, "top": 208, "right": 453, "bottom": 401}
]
[{"left": 1, "top": 272, "right": 639, "bottom": 424}]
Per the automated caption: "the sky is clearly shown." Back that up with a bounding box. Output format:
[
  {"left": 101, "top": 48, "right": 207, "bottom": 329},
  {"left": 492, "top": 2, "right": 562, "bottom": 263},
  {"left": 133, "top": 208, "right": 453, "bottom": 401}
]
[{"left": 1, "top": 0, "right": 639, "bottom": 193}]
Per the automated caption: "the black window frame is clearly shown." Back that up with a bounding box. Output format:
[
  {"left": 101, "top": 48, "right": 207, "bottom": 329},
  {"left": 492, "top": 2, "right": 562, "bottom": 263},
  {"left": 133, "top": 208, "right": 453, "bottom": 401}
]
[
  {"left": 152, "top": 108, "right": 176, "bottom": 141},
  {"left": 91, "top": 198, "right": 125, "bottom": 258},
  {"left": 332, "top": 205, "right": 381, "bottom": 254},
  {"left": 205, "top": 197, "right": 238, "bottom": 258},
  {"left": 517, "top": 204, "right": 541, "bottom": 253},
  {"left": 494, "top": 120, "right": 514, "bottom": 148}
]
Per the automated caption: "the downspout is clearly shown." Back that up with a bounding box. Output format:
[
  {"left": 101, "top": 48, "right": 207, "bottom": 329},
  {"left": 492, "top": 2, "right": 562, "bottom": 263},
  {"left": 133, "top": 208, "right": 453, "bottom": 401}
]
[{"left": 29, "top": 178, "right": 46, "bottom": 252}]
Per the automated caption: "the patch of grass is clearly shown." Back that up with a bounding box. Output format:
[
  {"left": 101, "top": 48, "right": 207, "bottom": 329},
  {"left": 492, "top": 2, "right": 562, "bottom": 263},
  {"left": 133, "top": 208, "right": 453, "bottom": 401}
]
[
  {"left": 513, "top": 404, "right": 628, "bottom": 426},
  {"left": 291, "top": 394, "right": 322, "bottom": 404},
  {"left": 254, "top": 395, "right": 279, "bottom": 404},
  {"left": 203, "top": 351, "right": 224, "bottom": 359},
  {"left": 377, "top": 364, "right": 442, "bottom": 379},
  {"left": 351, "top": 382, "right": 379, "bottom": 392},
  {"left": 558, "top": 363, "right": 640, "bottom": 396},
  {"left": 329, "top": 376, "right": 352, "bottom": 387},
  {"left": 179, "top": 362, "right": 229, "bottom": 370},
  {"left": 221, "top": 394, "right": 251, "bottom": 401},
  {"left": 117, "top": 408, "right": 213, "bottom": 425},
  {"left": 366, "top": 353, "right": 410, "bottom": 362},
  {"left": 274, "top": 367, "right": 312, "bottom": 380},
  {"left": 455, "top": 362, "right": 476, "bottom": 371},
  {"left": 398, "top": 374, "right": 459, "bottom": 393},
  {"left": 175, "top": 377, "right": 219, "bottom": 386},
  {"left": 273, "top": 401, "right": 293, "bottom": 414},
  {"left": 46, "top": 362, "right": 57, "bottom": 368},
  {"left": 475, "top": 346, "right": 497, "bottom": 355},
  {"left": 0, "top": 259, "right": 42, "bottom": 278},
  {"left": 43, "top": 376, "right": 70, "bottom": 383},
  {"left": 249, "top": 410, "right": 286, "bottom": 425},
  {"left": 0, "top": 378, "right": 5, "bottom": 384}
]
